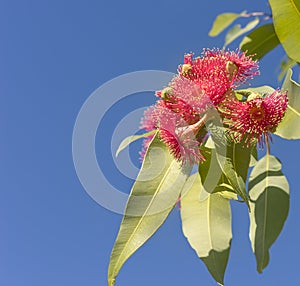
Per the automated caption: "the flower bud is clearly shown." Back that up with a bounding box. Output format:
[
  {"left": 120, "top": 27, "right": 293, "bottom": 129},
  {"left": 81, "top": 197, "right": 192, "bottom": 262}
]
[
  {"left": 181, "top": 64, "right": 192, "bottom": 76},
  {"left": 226, "top": 61, "right": 238, "bottom": 81},
  {"left": 160, "top": 87, "right": 173, "bottom": 100}
]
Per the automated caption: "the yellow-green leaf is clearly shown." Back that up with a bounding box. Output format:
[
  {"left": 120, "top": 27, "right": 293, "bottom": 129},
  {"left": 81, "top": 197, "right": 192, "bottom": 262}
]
[
  {"left": 224, "top": 17, "right": 259, "bottom": 48},
  {"left": 108, "top": 134, "right": 191, "bottom": 286},
  {"left": 181, "top": 173, "right": 232, "bottom": 286},
  {"left": 198, "top": 148, "right": 223, "bottom": 200},
  {"left": 269, "top": 0, "right": 300, "bottom": 62},
  {"left": 275, "top": 69, "right": 300, "bottom": 139},
  {"left": 115, "top": 130, "right": 155, "bottom": 157},
  {"left": 209, "top": 11, "right": 246, "bottom": 37},
  {"left": 278, "top": 57, "right": 297, "bottom": 81},
  {"left": 249, "top": 155, "right": 289, "bottom": 273},
  {"left": 239, "top": 23, "right": 280, "bottom": 60},
  {"left": 213, "top": 140, "right": 251, "bottom": 207}
]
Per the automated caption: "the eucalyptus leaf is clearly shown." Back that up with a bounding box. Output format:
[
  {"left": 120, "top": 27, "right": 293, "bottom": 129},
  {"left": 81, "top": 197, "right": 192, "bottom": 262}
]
[
  {"left": 217, "top": 189, "right": 238, "bottom": 200},
  {"left": 224, "top": 17, "right": 259, "bottom": 48},
  {"left": 235, "top": 86, "right": 276, "bottom": 101},
  {"left": 269, "top": 0, "right": 300, "bottom": 62},
  {"left": 209, "top": 11, "right": 246, "bottom": 37},
  {"left": 198, "top": 148, "right": 223, "bottom": 199},
  {"left": 205, "top": 135, "right": 215, "bottom": 149},
  {"left": 248, "top": 86, "right": 275, "bottom": 97},
  {"left": 275, "top": 69, "right": 300, "bottom": 139},
  {"left": 214, "top": 140, "right": 251, "bottom": 207},
  {"left": 181, "top": 173, "right": 232, "bottom": 286},
  {"left": 249, "top": 155, "right": 289, "bottom": 273},
  {"left": 239, "top": 23, "right": 280, "bottom": 60},
  {"left": 116, "top": 130, "right": 156, "bottom": 157},
  {"left": 249, "top": 145, "right": 258, "bottom": 167},
  {"left": 108, "top": 134, "right": 192, "bottom": 286},
  {"left": 278, "top": 57, "right": 297, "bottom": 81}
]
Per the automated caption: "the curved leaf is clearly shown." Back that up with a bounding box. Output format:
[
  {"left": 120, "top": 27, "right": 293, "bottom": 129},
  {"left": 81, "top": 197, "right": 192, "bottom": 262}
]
[
  {"left": 275, "top": 69, "right": 300, "bottom": 139},
  {"left": 209, "top": 11, "right": 246, "bottom": 37},
  {"left": 278, "top": 57, "right": 297, "bottom": 81},
  {"left": 249, "top": 145, "right": 258, "bottom": 167},
  {"left": 224, "top": 17, "right": 259, "bottom": 48},
  {"left": 108, "top": 134, "right": 191, "bottom": 286},
  {"left": 269, "top": 0, "right": 300, "bottom": 62},
  {"left": 116, "top": 130, "right": 156, "bottom": 157},
  {"left": 213, "top": 139, "right": 251, "bottom": 207},
  {"left": 198, "top": 148, "right": 222, "bottom": 199},
  {"left": 181, "top": 173, "right": 232, "bottom": 286},
  {"left": 248, "top": 85, "right": 275, "bottom": 96},
  {"left": 236, "top": 86, "right": 275, "bottom": 101},
  {"left": 249, "top": 155, "right": 289, "bottom": 273},
  {"left": 239, "top": 23, "right": 280, "bottom": 60}
]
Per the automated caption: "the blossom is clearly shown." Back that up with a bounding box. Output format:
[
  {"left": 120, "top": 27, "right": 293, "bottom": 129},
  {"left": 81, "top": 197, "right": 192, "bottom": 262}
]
[
  {"left": 159, "top": 127, "right": 203, "bottom": 165},
  {"left": 222, "top": 90, "right": 288, "bottom": 145},
  {"left": 140, "top": 102, "right": 205, "bottom": 164},
  {"left": 202, "top": 48, "right": 259, "bottom": 85},
  {"left": 155, "top": 87, "right": 201, "bottom": 125},
  {"left": 139, "top": 48, "right": 261, "bottom": 162},
  {"left": 168, "top": 76, "right": 210, "bottom": 114},
  {"left": 177, "top": 49, "right": 259, "bottom": 105}
]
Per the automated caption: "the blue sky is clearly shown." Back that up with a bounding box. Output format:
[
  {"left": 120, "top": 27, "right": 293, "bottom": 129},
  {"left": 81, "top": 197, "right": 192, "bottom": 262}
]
[{"left": 1, "top": 0, "right": 300, "bottom": 285}]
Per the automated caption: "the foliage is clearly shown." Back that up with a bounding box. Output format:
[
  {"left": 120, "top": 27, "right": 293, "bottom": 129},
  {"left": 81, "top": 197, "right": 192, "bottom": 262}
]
[
  {"left": 107, "top": 1, "right": 300, "bottom": 285},
  {"left": 208, "top": 0, "right": 300, "bottom": 80}
]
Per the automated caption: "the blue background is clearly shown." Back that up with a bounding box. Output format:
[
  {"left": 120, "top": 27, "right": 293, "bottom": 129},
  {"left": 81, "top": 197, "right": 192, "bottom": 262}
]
[{"left": 1, "top": 0, "right": 300, "bottom": 285}]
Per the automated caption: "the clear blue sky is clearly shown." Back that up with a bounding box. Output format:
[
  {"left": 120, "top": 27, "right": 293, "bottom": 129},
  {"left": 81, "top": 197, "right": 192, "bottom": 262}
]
[{"left": 1, "top": 0, "right": 300, "bottom": 285}]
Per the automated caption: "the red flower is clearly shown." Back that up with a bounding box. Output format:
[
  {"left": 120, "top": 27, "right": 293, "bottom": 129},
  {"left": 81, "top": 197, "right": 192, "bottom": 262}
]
[
  {"left": 202, "top": 48, "right": 259, "bottom": 86},
  {"left": 140, "top": 102, "right": 205, "bottom": 164},
  {"left": 139, "top": 48, "right": 260, "bottom": 162},
  {"left": 168, "top": 76, "right": 210, "bottom": 115},
  {"left": 177, "top": 49, "right": 259, "bottom": 105},
  {"left": 159, "top": 127, "right": 203, "bottom": 165},
  {"left": 155, "top": 87, "right": 201, "bottom": 125},
  {"left": 222, "top": 90, "right": 288, "bottom": 145}
]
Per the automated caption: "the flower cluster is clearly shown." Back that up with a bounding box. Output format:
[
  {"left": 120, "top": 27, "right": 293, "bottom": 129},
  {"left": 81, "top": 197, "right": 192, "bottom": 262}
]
[{"left": 140, "top": 48, "right": 288, "bottom": 165}]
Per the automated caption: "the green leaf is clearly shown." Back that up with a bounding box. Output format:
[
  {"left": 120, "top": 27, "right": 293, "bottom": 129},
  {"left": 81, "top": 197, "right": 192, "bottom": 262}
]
[
  {"left": 205, "top": 135, "right": 215, "bottom": 149},
  {"left": 239, "top": 23, "right": 280, "bottom": 60},
  {"left": 275, "top": 69, "right": 300, "bottom": 139},
  {"left": 108, "top": 134, "right": 191, "bottom": 286},
  {"left": 181, "top": 173, "right": 232, "bottom": 286},
  {"left": 248, "top": 155, "right": 289, "bottom": 273},
  {"left": 214, "top": 140, "right": 251, "bottom": 207},
  {"left": 278, "top": 57, "right": 297, "bottom": 81},
  {"left": 224, "top": 17, "right": 259, "bottom": 48},
  {"left": 248, "top": 86, "right": 275, "bottom": 96},
  {"left": 115, "top": 130, "right": 156, "bottom": 157},
  {"left": 209, "top": 11, "right": 246, "bottom": 37},
  {"left": 217, "top": 189, "right": 238, "bottom": 200},
  {"left": 249, "top": 145, "right": 258, "bottom": 167},
  {"left": 198, "top": 148, "right": 223, "bottom": 199},
  {"left": 269, "top": 0, "right": 300, "bottom": 62},
  {"left": 236, "top": 86, "right": 275, "bottom": 101}
]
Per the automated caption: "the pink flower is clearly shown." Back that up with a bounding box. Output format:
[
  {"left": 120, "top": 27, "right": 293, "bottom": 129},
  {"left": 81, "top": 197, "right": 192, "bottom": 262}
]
[
  {"left": 168, "top": 76, "right": 210, "bottom": 114},
  {"left": 222, "top": 90, "right": 288, "bottom": 145},
  {"left": 177, "top": 49, "right": 259, "bottom": 105},
  {"left": 202, "top": 48, "right": 259, "bottom": 86},
  {"left": 139, "top": 48, "right": 260, "bottom": 162},
  {"left": 140, "top": 102, "right": 205, "bottom": 165},
  {"left": 159, "top": 124, "right": 205, "bottom": 165},
  {"left": 140, "top": 102, "right": 185, "bottom": 131},
  {"left": 156, "top": 88, "right": 201, "bottom": 125}
]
